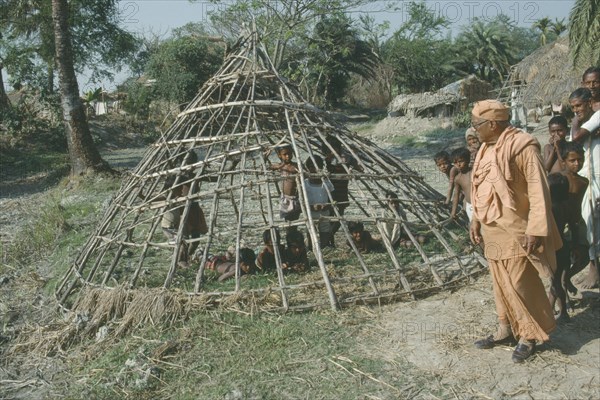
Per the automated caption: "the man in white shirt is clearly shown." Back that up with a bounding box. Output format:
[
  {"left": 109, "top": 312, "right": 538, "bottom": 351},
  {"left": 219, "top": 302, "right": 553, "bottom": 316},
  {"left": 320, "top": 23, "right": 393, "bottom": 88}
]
[{"left": 570, "top": 87, "right": 600, "bottom": 289}]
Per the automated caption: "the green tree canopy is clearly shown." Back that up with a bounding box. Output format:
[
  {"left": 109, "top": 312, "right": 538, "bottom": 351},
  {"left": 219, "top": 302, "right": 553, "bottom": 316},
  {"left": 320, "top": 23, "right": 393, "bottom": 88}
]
[
  {"left": 305, "top": 14, "right": 378, "bottom": 106},
  {"left": 569, "top": 0, "right": 600, "bottom": 65},
  {"left": 0, "top": 0, "right": 139, "bottom": 93},
  {"left": 392, "top": 0, "right": 449, "bottom": 40},
  {"left": 454, "top": 16, "right": 518, "bottom": 84},
  {"left": 551, "top": 18, "right": 568, "bottom": 37},
  {"left": 144, "top": 23, "right": 224, "bottom": 108},
  {"left": 533, "top": 17, "right": 552, "bottom": 46},
  {"left": 381, "top": 1, "right": 458, "bottom": 94},
  {"left": 206, "top": 0, "right": 369, "bottom": 68},
  {"left": 508, "top": 25, "right": 541, "bottom": 62}
]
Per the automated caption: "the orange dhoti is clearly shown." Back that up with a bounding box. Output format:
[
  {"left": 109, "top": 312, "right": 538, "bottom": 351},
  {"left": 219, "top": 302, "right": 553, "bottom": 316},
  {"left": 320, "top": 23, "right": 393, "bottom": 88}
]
[{"left": 489, "top": 257, "right": 556, "bottom": 342}]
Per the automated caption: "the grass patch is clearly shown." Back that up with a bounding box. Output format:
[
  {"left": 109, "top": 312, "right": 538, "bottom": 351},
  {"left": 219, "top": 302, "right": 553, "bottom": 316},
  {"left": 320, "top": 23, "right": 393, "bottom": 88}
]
[
  {"left": 64, "top": 310, "right": 421, "bottom": 399},
  {"left": 2, "top": 193, "right": 69, "bottom": 267},
  {"left": 0, "top": 146, "right": 69, "bottom": 180},
  {"left": 422, "top": 128, "right": 465, "bottom": 142},
  {"left": 351, "top": 119, "right": 379, "bottom": 134},
  {"left": 389, "top": 135, "right": 422, "bottom": 148},
  {"left": 1, "top": 174, "right": 122, "bottom": 293}
]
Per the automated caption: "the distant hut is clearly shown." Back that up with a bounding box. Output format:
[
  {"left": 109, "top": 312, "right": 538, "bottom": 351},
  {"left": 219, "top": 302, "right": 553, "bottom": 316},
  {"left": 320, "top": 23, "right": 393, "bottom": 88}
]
[
  {"left": 507, "top": 37, "right": 588, "bottom": 110},
  {"left": 387, "top": 75, "right": 492, "bottom": 118}
]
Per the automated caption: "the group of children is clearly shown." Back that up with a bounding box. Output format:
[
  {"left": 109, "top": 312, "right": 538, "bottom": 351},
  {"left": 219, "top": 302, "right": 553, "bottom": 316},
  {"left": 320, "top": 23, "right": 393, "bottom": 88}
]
[
  {"left": 434, "top": 127, "right": 481, "bottom": 222},
  {"left": 202, "top": 228, "right": 310, "bottom": 282},
  {"left": 256, "top": 228, "right": 309, "bottom": 274},
  {"left": 542, "top": 116, "right": 590, "bottom": 322},
  {"left": 270, "top": 135, "right": 426, "bottom": 255}
]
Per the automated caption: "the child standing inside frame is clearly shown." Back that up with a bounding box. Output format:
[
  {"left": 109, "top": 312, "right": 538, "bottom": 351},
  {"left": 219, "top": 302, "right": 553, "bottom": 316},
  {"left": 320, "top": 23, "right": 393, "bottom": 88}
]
[
  {"left": 304, "top": 155, "right": 334, "bottom": 248},
  {"left": 269, "top": 144, "right": 301, "bottom": 226}
]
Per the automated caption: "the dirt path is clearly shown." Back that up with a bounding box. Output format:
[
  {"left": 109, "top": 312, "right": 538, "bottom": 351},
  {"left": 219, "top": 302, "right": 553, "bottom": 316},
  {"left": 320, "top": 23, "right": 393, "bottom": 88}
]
[{"left": 359, "top": 275, "right": 600, "bottom": 399}]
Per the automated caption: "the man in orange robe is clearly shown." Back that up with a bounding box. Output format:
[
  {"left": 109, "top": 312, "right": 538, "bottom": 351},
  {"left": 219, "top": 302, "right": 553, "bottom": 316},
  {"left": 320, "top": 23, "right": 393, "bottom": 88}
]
[{"left": 469, "top": 100, "right": 562, "bottom": 363}]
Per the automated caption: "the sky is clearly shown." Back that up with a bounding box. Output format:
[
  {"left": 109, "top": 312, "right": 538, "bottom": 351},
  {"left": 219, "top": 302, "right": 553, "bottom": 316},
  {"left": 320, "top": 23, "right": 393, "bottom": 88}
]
[
  {"left": 116, "top": 0, "right": 575, "bottom": 35},
  {"left": 2, "top": 0, "right": 576, "bottom": 92}
]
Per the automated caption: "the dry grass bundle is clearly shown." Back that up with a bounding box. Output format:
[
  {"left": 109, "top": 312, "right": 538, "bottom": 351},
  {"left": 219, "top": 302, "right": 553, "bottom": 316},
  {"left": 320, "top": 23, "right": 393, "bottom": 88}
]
[
  {"left": 72, "top": 285, "right": 130, "bottom": 335},
  {"left": 114, "top": 289, "right": 190, "bottom": 336}
]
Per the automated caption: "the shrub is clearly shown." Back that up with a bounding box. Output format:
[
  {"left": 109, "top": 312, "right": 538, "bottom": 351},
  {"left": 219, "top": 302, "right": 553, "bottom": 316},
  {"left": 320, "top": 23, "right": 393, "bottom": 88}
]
[{"left": 453, "top": 110, "right": 471, "bottom": 128}]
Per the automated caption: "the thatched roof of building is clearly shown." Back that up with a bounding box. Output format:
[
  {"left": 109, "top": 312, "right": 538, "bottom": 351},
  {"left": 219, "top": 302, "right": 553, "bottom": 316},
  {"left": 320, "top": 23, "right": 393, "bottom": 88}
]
[
  {"left": 509, "top": 37, "right": 588, "bottom": 107},
  {"left": 388, "top": 75, "right": 492, "bottom": 115},
  {"left": 387, "top": 91, "right": 457, "bottom": 114}
]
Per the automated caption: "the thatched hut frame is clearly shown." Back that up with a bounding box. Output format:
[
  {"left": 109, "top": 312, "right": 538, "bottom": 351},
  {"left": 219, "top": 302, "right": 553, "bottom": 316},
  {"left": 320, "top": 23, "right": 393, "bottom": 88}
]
[{"left": 55, "top": 29, "right": 485, "bottom": 332}]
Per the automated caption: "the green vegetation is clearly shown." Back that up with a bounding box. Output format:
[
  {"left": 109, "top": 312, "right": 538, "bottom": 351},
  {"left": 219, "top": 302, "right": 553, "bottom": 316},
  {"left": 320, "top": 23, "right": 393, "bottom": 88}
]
[
  {"left": 62, "top": 310, "right": 424, "bottom": 399},
  {"left": 144, "top": 23, "right": 224, "bottom": 108},
  {"left": 350, "top": 119, "right": 380, "bottom": 134},
  {"left": 0, "top": 148, "right": 69, "bottom": 179},
  {"left": 389, "top": 128, "right": 465, "bottom": 149},
  {"left": 305, "top": 13, "right": 378, "bottom": 106},
  {"left": 422, "top": 128, "right": 465, "bottom": 142},
  {"left": 569, "top": 0, "right": 600, "bottom": 65},
  {"left": 0, "top": 174, "right": 121, "bottom": 288},
  {"left": 381, "top": 1, "right": 456, "bottom": 93},
  {"left": 2, "top": 0, "right": 573, "bottom": 126},
  {"left": 0, "top": 0, "right": 138, "bottom": 94}
]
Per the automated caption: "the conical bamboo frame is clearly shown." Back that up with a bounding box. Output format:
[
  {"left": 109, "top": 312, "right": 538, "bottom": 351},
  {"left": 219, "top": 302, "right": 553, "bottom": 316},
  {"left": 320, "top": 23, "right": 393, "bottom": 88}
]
[{"left": 56, "top": 29, "right": 485, "bottom": 313}]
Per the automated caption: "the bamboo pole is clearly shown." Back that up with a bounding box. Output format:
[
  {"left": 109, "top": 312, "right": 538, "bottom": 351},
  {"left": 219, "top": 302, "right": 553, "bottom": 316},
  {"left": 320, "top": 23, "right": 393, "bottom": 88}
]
[{"left": 280, "top": 102, "right": 339, "bottom": 311}]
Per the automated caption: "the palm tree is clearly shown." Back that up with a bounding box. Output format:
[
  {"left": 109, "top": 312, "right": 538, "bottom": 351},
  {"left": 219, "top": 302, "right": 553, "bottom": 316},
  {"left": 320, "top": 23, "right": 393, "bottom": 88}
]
[
  {"left": 307, "top": 14, "right": 379, "bottom": 105},
  {"left": 569, "top": 0, "right": 600, "bottom": 65},
  {"left": 533, "top": 17, "right": 552, "bottom": 46},
  {"left": 551, "top": 18, "right": 568, "bottom": 37},
  {"left": 51, "top": 0, "right": 112, "bottom": 176},
  {"left": 456, "top": 19, "right": 515, "bottom": 83}
]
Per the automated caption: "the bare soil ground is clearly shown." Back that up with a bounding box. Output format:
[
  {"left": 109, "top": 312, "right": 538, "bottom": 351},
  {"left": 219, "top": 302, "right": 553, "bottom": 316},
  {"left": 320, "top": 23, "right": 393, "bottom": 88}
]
[
  {"left": 358, "top": 275, "right": 600, "bottom": 399},
  {"left": 1, "top": 115, "right": 599, "bottom": 399}
]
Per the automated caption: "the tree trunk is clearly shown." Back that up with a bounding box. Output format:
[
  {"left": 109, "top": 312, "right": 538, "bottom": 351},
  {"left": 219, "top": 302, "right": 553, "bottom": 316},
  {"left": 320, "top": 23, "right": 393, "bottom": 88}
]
[
  {"left": 0, "top": 62, "right": 10, "bottom": 113},
  {"left": 51, "top": 0, "right": 113, "bottom": 176},
  {"left": 47, "top": 63, "right": 55, "bottom": 95}
]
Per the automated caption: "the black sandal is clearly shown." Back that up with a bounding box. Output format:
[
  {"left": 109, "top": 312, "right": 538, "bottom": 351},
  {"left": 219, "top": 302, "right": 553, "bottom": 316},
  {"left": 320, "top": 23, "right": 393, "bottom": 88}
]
[{"left": 474, "top": 334, "right": 516, "bottom": 349}]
